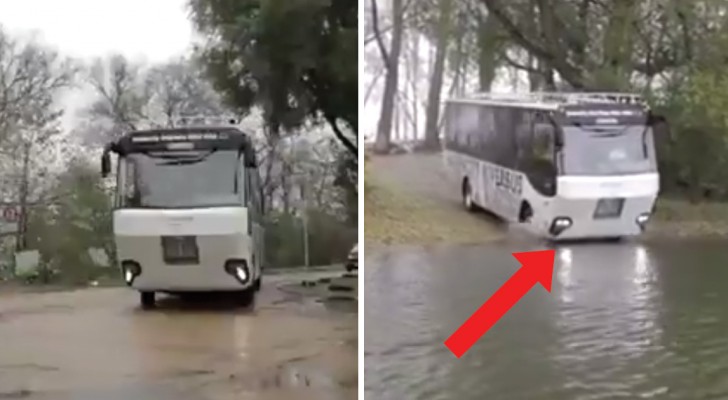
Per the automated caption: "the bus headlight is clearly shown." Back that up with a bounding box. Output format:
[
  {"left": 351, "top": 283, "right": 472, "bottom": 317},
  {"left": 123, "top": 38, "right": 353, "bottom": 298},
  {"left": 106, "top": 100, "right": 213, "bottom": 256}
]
[
  {"left": 121, "top": 261, "right": 142, "bottom": 286},
  {"left": 636, "top": 213, "right": 650, "bottom": 229},
  {"left": 225, "top": 259, "right": 250, "bottom": 285},
  {"left": 549, "top": 217, "right": 573, "bottom": 236}
]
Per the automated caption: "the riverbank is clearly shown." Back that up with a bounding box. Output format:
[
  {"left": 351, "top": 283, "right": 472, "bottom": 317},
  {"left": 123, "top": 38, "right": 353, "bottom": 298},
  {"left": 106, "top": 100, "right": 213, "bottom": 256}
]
[
  {"left": 646, "top": 198, "right": 728, "bottom": 239},
  {"left": 365, "top": 154, "right": 728, "bottom": 246},
  {"left": 365, "top": 174, "right": 503, "bottom": 246}
]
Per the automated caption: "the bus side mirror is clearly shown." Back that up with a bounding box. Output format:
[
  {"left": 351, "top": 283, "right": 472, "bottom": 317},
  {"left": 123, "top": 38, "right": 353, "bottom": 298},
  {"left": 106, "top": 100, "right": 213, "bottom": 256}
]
[{"left": 101, "top": 153, "right": 111, "bottom": 178}]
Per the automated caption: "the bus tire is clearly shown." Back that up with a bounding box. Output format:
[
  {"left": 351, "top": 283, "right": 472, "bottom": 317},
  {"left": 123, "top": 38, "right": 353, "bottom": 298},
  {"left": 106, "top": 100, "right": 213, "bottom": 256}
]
[
  {"left": 237, "top": 288, "right": 256, "bottom": 308},
  {"left": 519, "top": 202, "right": 533, "bottom": 223},
  {"left": 254, "top": 276, "right": 262, "bottom": 292},
  {"left": 140, "top": 291, "right": 156, "bottom": 309},
  {"left": 462, "top": 179, "right": 477, "bottom": 212}
]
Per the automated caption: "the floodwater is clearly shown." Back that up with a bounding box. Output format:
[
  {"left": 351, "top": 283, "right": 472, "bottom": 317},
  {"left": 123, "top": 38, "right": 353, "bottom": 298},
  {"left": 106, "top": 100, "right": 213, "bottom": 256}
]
[
  {"left": 365, "top": 239, "right": 728, "bottom": 400},
  {"left": 0, "top": 271, "right": 357, "bottom": 400}
]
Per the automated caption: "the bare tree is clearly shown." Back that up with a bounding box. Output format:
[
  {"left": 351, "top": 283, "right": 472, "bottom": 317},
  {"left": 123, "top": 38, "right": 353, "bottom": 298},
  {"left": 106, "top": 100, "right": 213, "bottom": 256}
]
[
  {"left": 0, "top": 28, "right": 78, "bottom": 250},
  {"left": 78, "top": 54, "right": 151, "bottom": 145},
  {"left": 371, "top": 0, "right": 405, "bottom": 153},
  {"left": 145, "top": 57, "right": 226, "bottom": 125},
  {"left": 77, "top": 55, "right": 227, "bottom": 146}
]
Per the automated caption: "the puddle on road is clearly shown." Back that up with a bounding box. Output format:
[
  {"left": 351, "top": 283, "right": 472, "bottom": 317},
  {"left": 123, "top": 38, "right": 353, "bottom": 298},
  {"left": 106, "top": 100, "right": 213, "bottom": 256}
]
[{"left": 0, "top": 272, "right": 357, "bottom": 400}]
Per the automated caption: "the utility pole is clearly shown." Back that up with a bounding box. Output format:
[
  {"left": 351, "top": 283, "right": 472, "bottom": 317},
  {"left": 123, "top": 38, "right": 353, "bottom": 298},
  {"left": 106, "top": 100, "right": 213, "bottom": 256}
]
[
  {"left": 291, "top": 137, "right": 312, "bottom": 270},
  {"left": 300, "top": 180, "right": 310, "bottom": 270}
]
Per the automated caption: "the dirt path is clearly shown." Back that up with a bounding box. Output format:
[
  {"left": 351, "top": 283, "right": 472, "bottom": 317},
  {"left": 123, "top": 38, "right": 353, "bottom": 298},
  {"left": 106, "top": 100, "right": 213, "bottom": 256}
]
[
  {"left": 0, "top": 272, "right": 357, "bottom": 400},
  {"left": 368, "top": 153, "right": 456, "bottom": 206}
]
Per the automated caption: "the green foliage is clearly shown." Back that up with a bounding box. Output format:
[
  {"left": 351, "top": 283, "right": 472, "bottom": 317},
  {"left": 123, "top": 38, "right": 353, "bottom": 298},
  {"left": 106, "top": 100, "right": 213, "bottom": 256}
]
[
  {"left": 264, "top": 209, "right": 356, "bottom": 268},
  {"left": 188, "top": 0, "right": 357, "bottom": 154},
  {"left": 652, "top": 69, "right": 728, "bottom": 199},
  {"left": 25, "top": 159, "right": 115, "bottom": 284}
]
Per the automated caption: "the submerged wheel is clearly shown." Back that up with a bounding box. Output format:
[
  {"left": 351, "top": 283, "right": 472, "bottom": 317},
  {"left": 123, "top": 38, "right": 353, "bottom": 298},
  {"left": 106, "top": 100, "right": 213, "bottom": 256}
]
[
  {"left": 519, "top": 202, "right": 533, "bottom": 223},
  {"left": 237, "top": 288, "right": 256, "bottom": 308},
  {"left": 462, "top": 179, "right": 477, "bottom": 212},
  {"left": 140, "top": 291, "right": 156, "bottom": 309}
]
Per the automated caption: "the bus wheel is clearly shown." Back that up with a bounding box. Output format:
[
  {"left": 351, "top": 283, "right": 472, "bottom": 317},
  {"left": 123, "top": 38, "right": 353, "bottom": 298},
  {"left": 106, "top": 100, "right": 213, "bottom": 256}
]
[
  {"left": 254, "top": 276, "right": 262, "bottom": 292},
  {"left": 237, "top": 289, "right": 256, "bottom": 308},
  {"left": 519, "top": 202, "right": 533, "bottom": 223},
  {"left": 462, "top": 179, "right": 477, "bottom": 212},
  {"left": 140, "top": 291, "right": 156, "bottom": 309}
]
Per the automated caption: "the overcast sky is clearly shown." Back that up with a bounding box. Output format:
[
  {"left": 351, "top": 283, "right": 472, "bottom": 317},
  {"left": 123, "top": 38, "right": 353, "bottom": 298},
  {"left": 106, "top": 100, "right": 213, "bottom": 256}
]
[
  {"left": 0, "top": 0, "right": 192, "bottom": 61},
  {"left": 0, "top": 0, "right": 194, "bottom": 134}
]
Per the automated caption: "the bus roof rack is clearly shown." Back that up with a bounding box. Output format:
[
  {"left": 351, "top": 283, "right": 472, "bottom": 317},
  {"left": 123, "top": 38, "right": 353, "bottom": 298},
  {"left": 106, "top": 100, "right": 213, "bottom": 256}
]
[
  {"left": 170, "top": 115, "right": 240, "bottom": 128},
  {"left": 467, "top": 92, "right": 645, "bottom": 107}
]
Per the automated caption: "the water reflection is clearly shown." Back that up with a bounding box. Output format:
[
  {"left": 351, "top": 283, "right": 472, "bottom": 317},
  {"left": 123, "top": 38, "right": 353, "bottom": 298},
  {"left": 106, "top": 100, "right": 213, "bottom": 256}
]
[
  {"left": 552, "top": 244, "right": 663, "bottom": 398},
  {"left": 366, "top": 241, "right": 728, "bottom": 400}
]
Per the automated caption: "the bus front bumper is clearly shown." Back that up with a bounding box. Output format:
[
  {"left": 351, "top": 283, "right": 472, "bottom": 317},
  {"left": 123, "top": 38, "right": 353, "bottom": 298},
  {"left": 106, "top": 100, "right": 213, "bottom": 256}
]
[{"left": 116, "top": 234, "right": 256, "bottom": 292}]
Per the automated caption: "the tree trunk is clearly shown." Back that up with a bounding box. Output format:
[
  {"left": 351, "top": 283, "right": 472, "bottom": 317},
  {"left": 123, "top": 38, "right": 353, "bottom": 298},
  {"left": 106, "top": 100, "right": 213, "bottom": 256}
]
[
  {"left": 477, "top": 13, "right": 500, "bottom": 91},
  {"left": 373, "top": 0, "right": 404, "bottom": 154},
  {"left": 16, "top": 142, "right": 30, "bottom": 253},
  {"left": 422, "top": 0, "right": 453, "bottom": 150},
  {"left": 410, "top": 32, "right": 420, "bottom": 140},
  {"left": 593, "top": 0, "right": 637, "bottom": 90}
]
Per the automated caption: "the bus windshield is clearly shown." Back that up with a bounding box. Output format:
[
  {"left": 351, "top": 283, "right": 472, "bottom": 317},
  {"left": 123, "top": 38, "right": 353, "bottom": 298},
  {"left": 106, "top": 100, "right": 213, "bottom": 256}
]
[
  {"left": 120, "top": 149, "right": 242, "bottom": 208},
  {"left": 560, "top": 125, "right": 656, "bottom": 176}
]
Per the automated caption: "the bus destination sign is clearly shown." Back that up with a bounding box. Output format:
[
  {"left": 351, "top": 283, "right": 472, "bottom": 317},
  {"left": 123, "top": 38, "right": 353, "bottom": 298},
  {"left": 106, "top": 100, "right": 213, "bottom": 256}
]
[
  {"left": 561, "top": 104, "right": 648, "bottom": 126},
  {"left": 130, "top": 132, "right": 229, "bottom": 143}
]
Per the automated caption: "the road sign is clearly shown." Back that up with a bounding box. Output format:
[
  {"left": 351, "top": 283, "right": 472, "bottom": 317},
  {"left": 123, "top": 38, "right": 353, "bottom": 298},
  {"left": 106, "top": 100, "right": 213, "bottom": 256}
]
[
  {"left": 2, "top": 206, "right": 18, "bottom": 222},
  {"left": 0, "top": 206, "right": 19, "bottom": 235}
]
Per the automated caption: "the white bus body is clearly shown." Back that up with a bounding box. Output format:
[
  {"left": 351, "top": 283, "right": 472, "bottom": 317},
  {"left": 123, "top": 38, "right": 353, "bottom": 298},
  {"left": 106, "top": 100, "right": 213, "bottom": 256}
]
[
  {"left": 443, "top": 92, "right": 666, "bottom": 241},
  {"left": 102, "top": 125, "right": 265, "bottom": 308}
]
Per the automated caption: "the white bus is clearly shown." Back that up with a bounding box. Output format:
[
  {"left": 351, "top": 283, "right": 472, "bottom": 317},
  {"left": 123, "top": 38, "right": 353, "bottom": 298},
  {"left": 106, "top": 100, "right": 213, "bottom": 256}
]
[
  {"left": 101, "top": 121, "right": 265, "bottom": 308},
  {"left": 443, "top": 92, "right": 668, "bottom": 241}
]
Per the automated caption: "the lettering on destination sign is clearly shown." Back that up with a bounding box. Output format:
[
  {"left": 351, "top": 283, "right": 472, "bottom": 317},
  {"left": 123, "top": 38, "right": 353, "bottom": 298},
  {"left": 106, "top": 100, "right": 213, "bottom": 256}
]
[
  {"left": 565, "top": 109, "right": 643, "bottom": 117},
  {"left": 131, "top": 132, "right": 226, "bottom": 143},
  {"left": 493, "top": 167, "right": 522, "bottom": 196}
]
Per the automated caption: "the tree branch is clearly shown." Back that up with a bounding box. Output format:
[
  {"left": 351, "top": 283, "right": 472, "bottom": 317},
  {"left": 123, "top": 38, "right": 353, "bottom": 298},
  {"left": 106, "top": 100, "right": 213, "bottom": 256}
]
[
  {"left": 370, "top": 0, "right": 391, "bottom": 69},
  {"left": 500, "top": 49, "right": 541, "bottom": 74},
  {"left": 326, "top": 115, "right": 357, "bottom": 156},
  {"left": 482, "top": 0, "right": 587, "bottom": 88}
]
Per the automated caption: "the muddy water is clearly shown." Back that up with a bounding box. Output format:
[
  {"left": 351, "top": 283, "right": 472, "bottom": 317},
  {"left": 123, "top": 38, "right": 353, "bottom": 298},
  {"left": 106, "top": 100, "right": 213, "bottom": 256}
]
[
  {"left": 0, "top": 272, "right": 357, "bottom": 400},
  {"left": 365, "top": 240, "right": 728, "bottom": 400}
]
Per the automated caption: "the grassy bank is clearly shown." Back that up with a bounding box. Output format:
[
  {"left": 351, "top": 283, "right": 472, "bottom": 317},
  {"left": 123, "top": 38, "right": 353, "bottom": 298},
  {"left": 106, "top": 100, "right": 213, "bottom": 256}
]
[
  {"left": 647, "top": 198, "right": 728, "bottom": 239},
  {"left": 364, "top": 165, "right": 503, "bottom": 246}
]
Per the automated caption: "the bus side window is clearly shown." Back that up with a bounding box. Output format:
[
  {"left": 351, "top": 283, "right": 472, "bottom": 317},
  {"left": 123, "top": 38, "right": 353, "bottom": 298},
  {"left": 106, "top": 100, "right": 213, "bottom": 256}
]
[
  {"left": 529, "top": 123, "right": 557, "bottom": 196},
  {"left": 246, "top": 167, "right": 263, "bottom": 218},
  {"left": 533, "top": 124, "right": 555, "bottom": 162},
  {"left": 124, "top": 158, "right": 140, "bottom": 207},
  {"left": 243, "top": 166, "right": 251, "bottom": 206}
]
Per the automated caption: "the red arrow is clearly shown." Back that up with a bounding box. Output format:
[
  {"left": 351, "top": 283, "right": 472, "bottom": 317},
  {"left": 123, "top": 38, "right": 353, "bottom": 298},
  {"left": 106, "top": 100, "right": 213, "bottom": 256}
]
[{"left": 444, "top": 249, "right": 555, "bottom": 358}]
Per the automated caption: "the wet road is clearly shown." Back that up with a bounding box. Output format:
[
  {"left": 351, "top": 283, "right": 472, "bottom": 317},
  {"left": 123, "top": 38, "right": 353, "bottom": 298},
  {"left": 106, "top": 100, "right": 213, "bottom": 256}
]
[
  {"left": 365, "top": 240, "right": 728, "bottom": 399},
  {"left": 0, "top": 271, "right": 357, "bottom": 400}
]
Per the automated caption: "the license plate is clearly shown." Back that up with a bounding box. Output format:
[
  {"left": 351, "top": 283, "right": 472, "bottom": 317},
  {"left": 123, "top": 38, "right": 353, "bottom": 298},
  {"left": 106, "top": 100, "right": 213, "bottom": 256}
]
[
  {"left": 593, "top": 198, "right": 625, "bottom": 219},
  {"left": 161, "top": 236, "right": 199, "bottom": 264}
]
